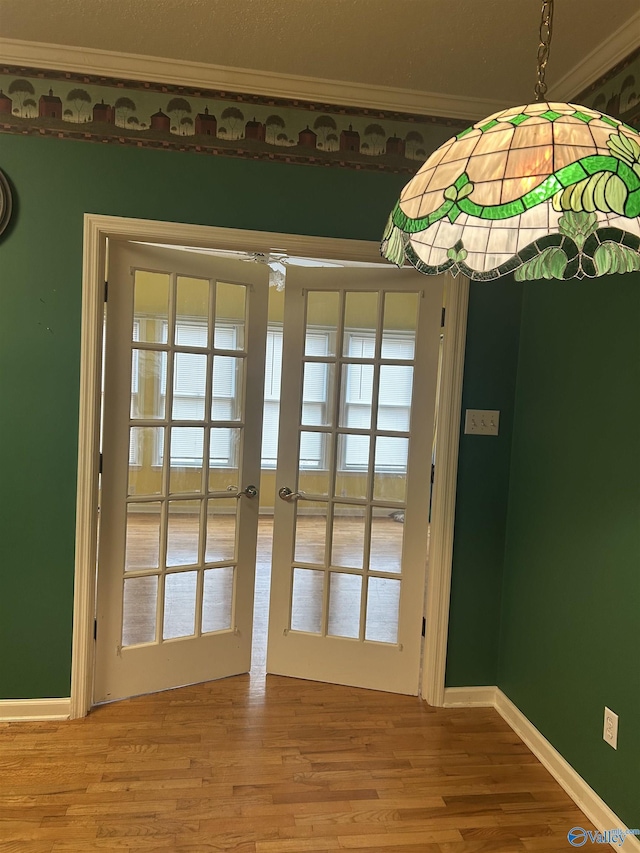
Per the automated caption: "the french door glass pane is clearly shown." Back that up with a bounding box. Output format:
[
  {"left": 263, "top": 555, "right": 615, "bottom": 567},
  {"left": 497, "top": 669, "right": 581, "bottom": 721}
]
[
  {"left": 291, "top": 568, "right": 324, "bottom": 633},
  {"left": 298, "top": 432, "right": 331, "bottom": 495},
  {"left": 365, "top": 577, "right": 401, "bottom": 643},
  {"left": 382, "top": 292, "right": 418, "bottom": 359},
  {"left": 305, "top": 291, "right": 339, "bottom": 356},
  {"left": 340, "top": 365, "right": 373, "bottom": 430},
  {"left": 215, "top": 282, "right": 246, "bottom": 350},
  {"left": 172, "top": 352, "right": 207, "bottom": 420},
  {"left": 202, "top": 567, "right": 234, "bottom": 633},
  {"left": 299, "top": 429, "right": 327, "bottom": 472},
  {"left": 343, "top": 292, "right": 378, "bottom": 355},
  {"left": 377, "top": 366, "right": 413, "bottom": 431},
  {"left": 294, "top": 502, "right": 327, "bottom": 565},
  {"left": 369, "top": 515, "right": 404, "bottom": 574},
  {"left": 166, "top": 500, "right": 200, "bottom": 566},
  {"left": 125, "top": 503, "right": 161, "bottom": 571},
  {"left": 122, "top": 576, "right": 158, "bottom": 646},
  {"left": 212, "top": 356, "right": 243, "bottom": 421},
  {"left": 205, "top": 498, "right": 237, "bottom": 563},
  {"left": 331, "top": 506, "right": 366, "bottom": 570},
  {"left": 208, "top": 428, "right": 241, "bottom": 491},
  {"left": 336, "top": 434, "right": 369, "bottom": 498},
  {"left": 301, "top": 362, "right": 334, "bottom": 427},
  {"left": 373, "top": 437, "right": 409, "bottom": 500},
  {"left": 169, "top": 427, "right": 204, "bottom": 493},
  {"left": 339, "top": 431, "right": 369, "bottom": 471},
  {"left": 133, "top": 271, "right": 169, "bottom": 344},
  {"left": 176, "top": 277, "right": 209, "bottom": 337},
  {"left": 130, "top": 350, "right": 165, "bottom": 419},
  {"left": 163, "top": 571, "right": 198, "bottom": 639},
  {"left": 328, "top": 573, "right": 362, "bottom": 639},
  {"left": 128, "top": 427, "right": 163, "bottom": 496}
]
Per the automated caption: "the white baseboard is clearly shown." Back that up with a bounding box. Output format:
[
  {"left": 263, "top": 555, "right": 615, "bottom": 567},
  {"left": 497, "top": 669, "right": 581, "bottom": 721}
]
[
  {"left": 0, "top": 698, "right": 71, "bottom": 722},
  {"left": 442, "top": 685, "right": 497, "bottom": 707},
  {"left": 442, "top": 686, "right": 640, "bottom": 853}
]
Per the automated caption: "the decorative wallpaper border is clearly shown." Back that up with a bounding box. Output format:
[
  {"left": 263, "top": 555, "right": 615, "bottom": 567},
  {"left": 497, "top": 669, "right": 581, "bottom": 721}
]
[
  {"left": 0, "top": 64, "right": 467, "bottom": 174},
  {"left": 1, "top": 51, "right": 637, "bottom": 172},
  {"left": 575, "top": 46, "right": 640, "bottom": 128}
]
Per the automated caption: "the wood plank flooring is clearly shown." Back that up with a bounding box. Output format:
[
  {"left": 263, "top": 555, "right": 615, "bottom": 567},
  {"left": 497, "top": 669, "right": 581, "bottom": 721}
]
[
  {"left": 0, "top": 678, "right": 597, "bottom": 853},
  {"left": 0, "top": 519, "right": 597, "bottom": 852}
]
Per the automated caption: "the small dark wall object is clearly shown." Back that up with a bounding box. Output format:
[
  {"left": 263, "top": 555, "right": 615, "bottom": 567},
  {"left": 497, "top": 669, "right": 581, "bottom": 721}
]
[{"left": 0, "top": 169, "right": 12, "bottom": 238}]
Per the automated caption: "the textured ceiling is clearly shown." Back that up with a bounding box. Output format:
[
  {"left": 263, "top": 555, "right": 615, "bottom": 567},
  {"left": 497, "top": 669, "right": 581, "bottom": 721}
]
[{"left": 0, "top": 0, "right": 638, "bottom": 104}]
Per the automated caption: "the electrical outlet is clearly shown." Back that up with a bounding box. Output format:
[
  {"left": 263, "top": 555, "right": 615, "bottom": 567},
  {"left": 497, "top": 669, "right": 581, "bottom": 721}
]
[
  {"left": 464, "top": 409, "right": 500, "bottom": 436},
  {"left": 603, "top": 707, "right": 618, "bottom": 749}
]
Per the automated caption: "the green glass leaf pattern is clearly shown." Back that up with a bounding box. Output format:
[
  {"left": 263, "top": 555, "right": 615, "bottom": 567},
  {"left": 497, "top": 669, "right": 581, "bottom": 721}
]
[
  {"left": 552, "top": 172, "right": 628, "bottom": 216},
  {"left": 593, "top": 242, "right": 640, "bottom": 275},
  {"left": 444, "top": 179, "right": 474, "bottom": 202},
  {"left": 607, "top": 131, "right": 640, "bottom": 167},
  {"left": 447, "top": 241, "right": 468, "bottom": 262},
  {"left": 514, "top": 246, "right": 569, "bottom": 281},
  {"left": 557, "top": 212, "right": 598, "bottom": 249},
  {"left": 381, "top": 213, "right": 406, "bottom": 266}
]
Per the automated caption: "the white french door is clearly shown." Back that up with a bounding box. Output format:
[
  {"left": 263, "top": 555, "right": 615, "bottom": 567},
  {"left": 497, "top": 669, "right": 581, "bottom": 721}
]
[
  {"left": 266, "top": 266, "right": 443, "bottom": 695},
  {"left": 94, "top": 242, "right": 268, "bottom": 703}
]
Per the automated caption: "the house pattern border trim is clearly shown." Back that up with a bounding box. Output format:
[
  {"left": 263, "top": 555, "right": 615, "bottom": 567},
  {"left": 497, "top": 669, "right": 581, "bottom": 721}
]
[
  {"left": 1, "top": 48, "right": 636, "bottom": 174},
  {"left": 0, "top": 63, "right": 468, "bottom": 175}
]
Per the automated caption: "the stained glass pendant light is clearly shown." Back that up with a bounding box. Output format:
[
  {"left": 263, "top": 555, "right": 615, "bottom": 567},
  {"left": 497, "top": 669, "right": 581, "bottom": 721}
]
[{"left": 381, "top": 0, "right": 640, "bottom": 281}]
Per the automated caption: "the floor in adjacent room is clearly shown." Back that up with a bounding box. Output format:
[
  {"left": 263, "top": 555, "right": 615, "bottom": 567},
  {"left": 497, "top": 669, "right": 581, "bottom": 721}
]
[{"left": 0, "top": 519, "right": 596, "bottom": 853}]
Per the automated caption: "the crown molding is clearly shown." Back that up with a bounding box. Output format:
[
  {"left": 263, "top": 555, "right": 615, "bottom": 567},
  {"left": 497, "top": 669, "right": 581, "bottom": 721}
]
[
  {"left": 0, "top": 37, "right": 504, "bottom": 121},
  {"left": 552, "top": 12, "right": 640, "bottom": 101}
]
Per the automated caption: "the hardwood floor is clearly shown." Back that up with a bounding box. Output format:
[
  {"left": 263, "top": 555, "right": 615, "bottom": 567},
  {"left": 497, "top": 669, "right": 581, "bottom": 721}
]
[
  {"left": 0, "top": 520, "right": 597, "bottom": 852},
  {"left": 0, "top": 678, "right": 597, "bottom": 853}
]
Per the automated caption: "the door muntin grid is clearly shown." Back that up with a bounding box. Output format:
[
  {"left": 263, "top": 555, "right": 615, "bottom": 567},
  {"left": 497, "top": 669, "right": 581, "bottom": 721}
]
[
  {"left": 288, "top": 289, "right": 418, "bottom": 645},
  {"left": 122, "top": 269, "right": 250, "bottom": 648}
]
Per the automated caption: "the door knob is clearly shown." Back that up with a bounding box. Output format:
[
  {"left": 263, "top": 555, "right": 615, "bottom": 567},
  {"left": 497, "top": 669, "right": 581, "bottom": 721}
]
[
  {"left": 278, "top": 486, "right": 303, "bottom": 502},
  {"left": 226, "top": 484, "right": 258, "bottom": 499}
]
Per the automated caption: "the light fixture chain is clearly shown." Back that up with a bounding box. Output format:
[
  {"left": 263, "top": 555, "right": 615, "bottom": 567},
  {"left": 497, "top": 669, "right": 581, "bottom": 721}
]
[{"left": 534, "top": 0, "right": 554, "bottom": 102}]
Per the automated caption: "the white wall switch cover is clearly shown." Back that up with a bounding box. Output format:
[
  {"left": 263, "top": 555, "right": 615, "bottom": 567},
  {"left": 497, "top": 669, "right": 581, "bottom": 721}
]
[{"left": 464, "top": 409, "right": 500, "bottom": 436}]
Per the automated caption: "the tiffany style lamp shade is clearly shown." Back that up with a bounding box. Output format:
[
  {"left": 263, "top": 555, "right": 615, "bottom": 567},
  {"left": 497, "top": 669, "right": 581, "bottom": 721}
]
[{"left": 381, "top": 103, "right": 640, "bottom": 281}]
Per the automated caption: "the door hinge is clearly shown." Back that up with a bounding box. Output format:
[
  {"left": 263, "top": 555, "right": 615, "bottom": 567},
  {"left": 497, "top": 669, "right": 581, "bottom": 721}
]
[
  {"left": 99, "top": 453, "right": 103, "bottom": 475},
  {"left": 104, "top": 280, "right": 109, "bottom": 302},
  {"left": 422, "top": 617, "right": 426, "bottom": 637},
  {"left": 441, "top": 306, "right": 446, "bottom": 327},
  {"left": 93, "top": 619, "right": 98, "bottom": 641}
]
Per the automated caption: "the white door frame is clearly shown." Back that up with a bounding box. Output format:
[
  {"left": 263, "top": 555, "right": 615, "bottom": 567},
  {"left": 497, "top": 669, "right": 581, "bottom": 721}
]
[{"left": 70, "top": 213, "right": 469, "bottom": 719}]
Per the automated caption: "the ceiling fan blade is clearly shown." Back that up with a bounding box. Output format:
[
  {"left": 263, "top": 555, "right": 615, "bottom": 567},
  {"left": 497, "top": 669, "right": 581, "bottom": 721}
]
[{"left": 282, "top": 256, "right": 343, "bottom": 268}]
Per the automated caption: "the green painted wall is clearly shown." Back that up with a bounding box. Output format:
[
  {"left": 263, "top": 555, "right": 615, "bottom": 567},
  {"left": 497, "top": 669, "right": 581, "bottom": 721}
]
[
  {"left": 499, "top": 275, "right": 640, "bottom": 827},
  {"left": 0, "top": 132, "right": 503, "bottom": 698},
  {"left": 445, "top": 277, "right": 523, "bottom": 686}
]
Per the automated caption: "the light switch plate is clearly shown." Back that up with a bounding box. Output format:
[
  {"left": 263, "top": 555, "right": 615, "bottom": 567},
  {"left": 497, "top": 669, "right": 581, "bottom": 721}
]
[{"left": 464, "top": 409, "right": 500, "bottom": 436}]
